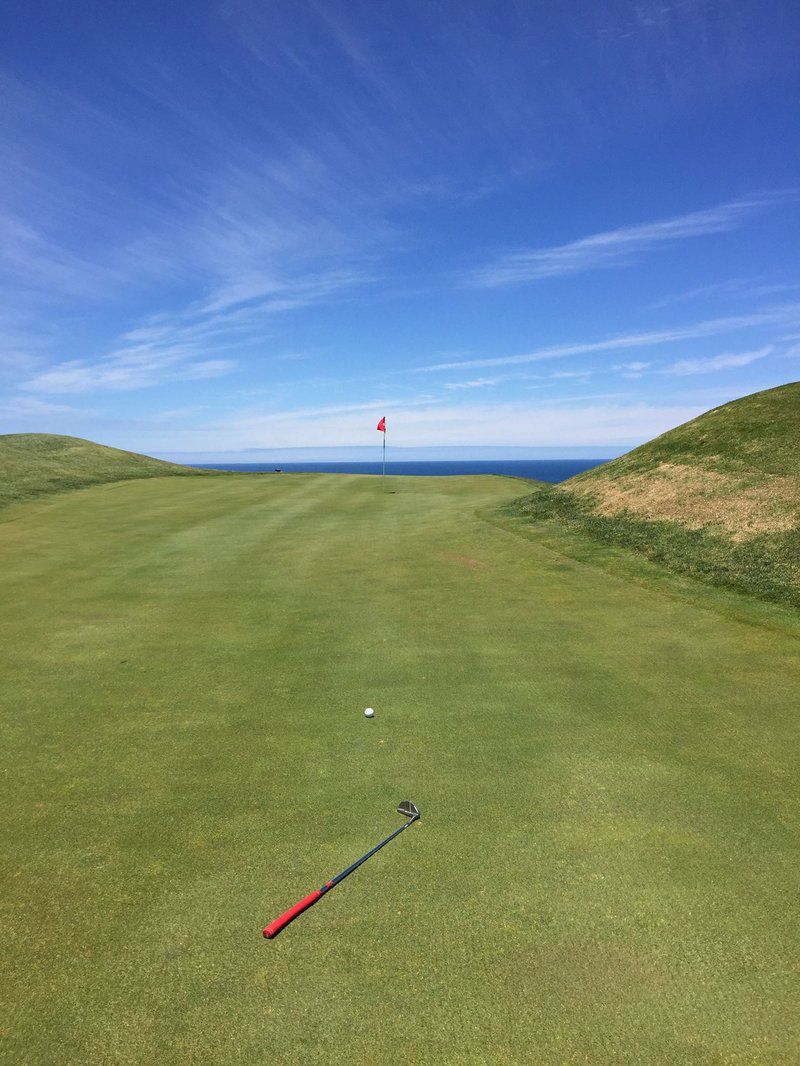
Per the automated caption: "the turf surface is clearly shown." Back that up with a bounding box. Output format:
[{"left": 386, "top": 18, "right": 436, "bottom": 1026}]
[
  {"left": 0, "top": 433, "right": 212, "bottom": 512},
  {"left": 1, "top": 474, "right": 798, "bottom": 1063},
  {"left": 511, "top": 383, "right": 800, "bottom": 607}
]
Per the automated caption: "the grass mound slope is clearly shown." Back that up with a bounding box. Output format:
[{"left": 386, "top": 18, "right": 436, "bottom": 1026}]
[
  {"left": 507, "top": 382, "right": 800, "bottom": 606},
  {"left": 0, "top": 433, "right": 214, "bottom": 511}
]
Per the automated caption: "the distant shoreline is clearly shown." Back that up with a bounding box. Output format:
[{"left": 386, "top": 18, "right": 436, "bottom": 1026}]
[{"left": 189, "top": 459, "right": 606, "bottom": 482}]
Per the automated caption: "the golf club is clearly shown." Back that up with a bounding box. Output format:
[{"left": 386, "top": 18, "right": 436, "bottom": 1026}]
[{"left": 263, "top": 800, "right": 420, "bottom": 939}]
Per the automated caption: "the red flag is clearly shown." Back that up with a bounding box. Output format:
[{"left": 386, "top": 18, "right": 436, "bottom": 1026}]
[{"left": 377, "top": 417, "right": 386, "bottom": 432}]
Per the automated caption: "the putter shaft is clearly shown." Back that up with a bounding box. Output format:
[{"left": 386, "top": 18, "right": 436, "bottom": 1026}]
[{"left": 263, "top": 803, "right": 419, "bottom": 939}]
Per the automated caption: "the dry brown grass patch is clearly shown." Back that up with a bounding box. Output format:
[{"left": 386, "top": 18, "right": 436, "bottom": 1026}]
[{"left": 565, "top": 462, "right": 800, "bottom": 540}]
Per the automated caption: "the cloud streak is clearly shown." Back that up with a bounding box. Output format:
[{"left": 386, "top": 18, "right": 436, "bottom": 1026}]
[
  {"left": 421, "top": 305, "right": 800, "bottom": 371},
  {"left": 22, "top": 346, "right": 235, "bottom": 395},
  {"left": 664, "top": 346, "right": 773, "bottom": 376},
  {"left": 650, "top": 277, "right": 800, "bottom": 310},
  {"left": 469, "top": 194, "right": 794, "bottom": 287},
  {"left": 15, "top": 263, "right": 370, "bottom": 395},
  {"left": 124, "top": 398, "right": 711, "bottom": 453},
  {"left": 0, "top": 395, "right": 85, "bottom": 417},
  {"left": 444, "top": 377, "right": 500, "bottom": 390}
]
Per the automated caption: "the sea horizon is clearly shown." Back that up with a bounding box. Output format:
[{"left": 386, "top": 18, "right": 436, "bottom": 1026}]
[{"left": 190, "top": 458, "right": 607, "bottom": 481}]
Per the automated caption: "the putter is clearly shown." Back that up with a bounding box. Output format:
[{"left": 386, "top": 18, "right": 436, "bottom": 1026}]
[{"left": 263, "top": 800, "right": 420, "bottom": 939}]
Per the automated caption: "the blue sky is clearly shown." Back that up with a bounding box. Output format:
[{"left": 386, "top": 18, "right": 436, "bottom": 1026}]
[{"left": 1, "top": 0, "right": 798, "bottom": 460}]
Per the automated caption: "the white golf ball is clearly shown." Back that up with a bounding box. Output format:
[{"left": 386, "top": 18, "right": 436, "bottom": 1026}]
[{"left": 364, "top": 707, "right": 375, "bottom": 718}]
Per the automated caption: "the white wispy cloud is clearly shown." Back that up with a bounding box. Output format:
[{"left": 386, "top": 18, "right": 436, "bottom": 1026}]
[
  {"left": 15, "top": 262, "right": 370, "bottom": 395},
  {"left": 469, "top": 194, "right": 794, "bottom": 287},
  {"left": 147, "top": 405, "right": 209, "bottom": 423},
  {"left": 0, "top": 395, "right": 84, "bottom": 416},
  {"left": 613, "top": 361, "right": 651, "bottom": 371},
  {"left": 612, "top": 359, "right": 652, "bottom": 379},
  {"left": 663, "top": 346, "right": 773, "bottom": 376},
  {"left": 421, "top": 305, "right": 800, "bottom": 371},
  {"left": 0, "top": 57, "right": 389, "bottom": 386},
  {"left": 116, "top": 274, "right": 368, "bottom": 351},
  {"left": 123, "top": 398, "right": 710, "bottom": 453},
  {"left": 444, "top": 377, "right": 500, "bottom": 390},
  {"left": 22, "top": 348, "right": 236, "bottom": 394},
  {"left": 651, "top": 277, "right": 800, "bottom": 309}
]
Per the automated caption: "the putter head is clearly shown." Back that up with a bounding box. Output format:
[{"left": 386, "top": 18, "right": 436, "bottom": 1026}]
[{"left": 397, "top": 800, "right": 420, "bottom": 822}]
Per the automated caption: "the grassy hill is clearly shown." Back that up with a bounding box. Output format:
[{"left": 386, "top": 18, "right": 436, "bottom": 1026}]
[
  {"left": 507, "top": 382, "right": 800, "bottom": 606},
  {"left": 0, "top": 433, "right": 215, "bottom": 512}
]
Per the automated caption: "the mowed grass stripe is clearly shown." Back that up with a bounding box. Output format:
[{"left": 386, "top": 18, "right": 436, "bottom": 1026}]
[{"left": 1, "top": 474, "right": 798, "bottom": 1063}]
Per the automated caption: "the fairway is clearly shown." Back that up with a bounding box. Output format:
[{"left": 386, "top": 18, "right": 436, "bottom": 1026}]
[{"left": 1, "top": 474, "right": 798, "bottom": 1063}]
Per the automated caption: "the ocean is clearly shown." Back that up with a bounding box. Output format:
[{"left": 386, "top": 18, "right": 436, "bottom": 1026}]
[{"left": 193, "top": 459, "right": 606, "bottom": 482}]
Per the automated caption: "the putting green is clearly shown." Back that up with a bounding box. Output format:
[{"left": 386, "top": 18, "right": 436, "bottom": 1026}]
[{"left": 1, "top": 474, "right": 798, "bottom": 1063}]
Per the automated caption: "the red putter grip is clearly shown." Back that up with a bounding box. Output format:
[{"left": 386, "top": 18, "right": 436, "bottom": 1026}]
[{"left": 263, "top": 889, "right": 323, "bottom": 939}]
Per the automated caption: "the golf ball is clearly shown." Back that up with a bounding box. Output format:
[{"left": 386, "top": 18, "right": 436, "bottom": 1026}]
[{"left": 364, "top": 707, "right": 375, "bottom": 718}]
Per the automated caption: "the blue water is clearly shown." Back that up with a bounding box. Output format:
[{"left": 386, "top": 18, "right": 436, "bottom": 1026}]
[{"left": 194, "top": 459, "right": 605, "bottom": 482}]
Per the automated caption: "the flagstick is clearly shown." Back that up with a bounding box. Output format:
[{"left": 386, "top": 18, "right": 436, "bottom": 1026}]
[{"left": 382, "top": 428, "right": 386, "bottom": 478}]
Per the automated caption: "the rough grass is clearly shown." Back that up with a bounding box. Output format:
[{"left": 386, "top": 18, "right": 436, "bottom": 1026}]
[
  {"left": 575, "top": 462, "right": 799, "bottom": 539},
  {"left": 1, "top": 474, "right": 799, "bottom": 1063},
  {"left": 509, "top": 383, "right": 800, "bottom": 605},
  {"left": 505, "top": 485, "right": 800, "bottom": 607},
  {"left": 570, "top": 381, "right": 800, "bottom": 481},
  {"left": 0, "top": 433, "right": 215, "bottom": 511}
]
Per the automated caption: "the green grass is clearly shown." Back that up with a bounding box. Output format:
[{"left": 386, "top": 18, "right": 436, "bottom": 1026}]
[
  {"left": 505, "top": 485, "right": 800, "bottom": 608},
  {"left": 574, "top": 380, "right": 800, "bottom": 479},
  {"left": 1, "top": 474, "right": 799, "bottom": 1063},
  {"left": 0, "top": 433, "right": 214, "bottom": 511},
  {"left": 508, "top": 383, "right": 800, "bottom": 606}
]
